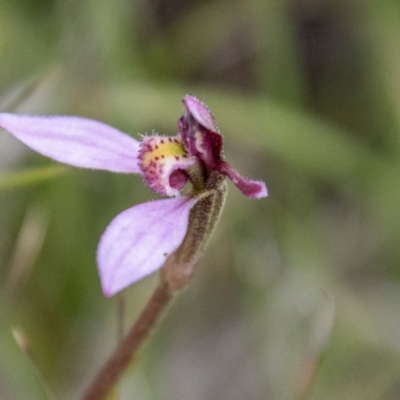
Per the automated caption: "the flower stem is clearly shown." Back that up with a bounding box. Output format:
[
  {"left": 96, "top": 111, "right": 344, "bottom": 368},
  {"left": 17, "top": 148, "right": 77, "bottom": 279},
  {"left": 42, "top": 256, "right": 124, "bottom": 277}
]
[
  {"left": 82, "top": 177, "right": 227, "bottom": 400},
  {"left": 81, "top": 282, "right": 172, "bottom": 400}
]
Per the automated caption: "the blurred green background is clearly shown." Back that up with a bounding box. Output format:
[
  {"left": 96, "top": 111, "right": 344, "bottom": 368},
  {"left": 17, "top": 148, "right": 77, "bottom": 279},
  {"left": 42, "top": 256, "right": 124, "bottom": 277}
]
[{"left": 1, "top": 0, "right": 400, "bottom": 399}]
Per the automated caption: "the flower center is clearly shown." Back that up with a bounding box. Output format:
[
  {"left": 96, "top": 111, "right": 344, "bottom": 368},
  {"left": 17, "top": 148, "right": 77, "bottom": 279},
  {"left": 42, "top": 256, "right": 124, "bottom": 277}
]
[
  {"left": 139, "top": 135, "right": 195, "bottom": 197},
  {"left": 140, "top": 136, "right": 188, "bottom": 167}
]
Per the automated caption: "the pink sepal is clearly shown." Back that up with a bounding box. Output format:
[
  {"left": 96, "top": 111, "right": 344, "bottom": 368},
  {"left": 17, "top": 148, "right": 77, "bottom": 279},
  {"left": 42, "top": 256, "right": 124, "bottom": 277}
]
[{"left": 97, "top": 197, "right": 196, "bottom": 296}]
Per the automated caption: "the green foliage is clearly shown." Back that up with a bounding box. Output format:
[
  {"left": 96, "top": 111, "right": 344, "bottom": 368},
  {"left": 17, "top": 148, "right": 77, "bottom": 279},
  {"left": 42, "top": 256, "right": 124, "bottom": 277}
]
[{"left": 1, "top": 0, "right": 400, "bottom": 399}]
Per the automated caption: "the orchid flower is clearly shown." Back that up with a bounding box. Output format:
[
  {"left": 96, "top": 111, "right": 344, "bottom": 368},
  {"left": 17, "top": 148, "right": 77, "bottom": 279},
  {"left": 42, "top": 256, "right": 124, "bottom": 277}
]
[{"left": 0, "top": 95, "right": 267, "bottom": 296}]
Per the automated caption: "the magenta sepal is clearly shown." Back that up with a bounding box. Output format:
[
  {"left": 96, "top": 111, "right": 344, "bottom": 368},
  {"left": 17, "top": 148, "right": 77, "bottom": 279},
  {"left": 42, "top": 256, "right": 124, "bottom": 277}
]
[
  {"left": 218, "top": 161, "right": 267, "bottom": 198},
  {"left": 182, "top": 95, "right": 219, "bottom": 133}
]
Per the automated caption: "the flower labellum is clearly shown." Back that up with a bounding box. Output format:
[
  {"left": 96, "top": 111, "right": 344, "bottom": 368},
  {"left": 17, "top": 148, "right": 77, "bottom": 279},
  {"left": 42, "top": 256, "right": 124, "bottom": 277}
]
[{"left": 0, "top": 96, "right": 267, "bottom": 296}]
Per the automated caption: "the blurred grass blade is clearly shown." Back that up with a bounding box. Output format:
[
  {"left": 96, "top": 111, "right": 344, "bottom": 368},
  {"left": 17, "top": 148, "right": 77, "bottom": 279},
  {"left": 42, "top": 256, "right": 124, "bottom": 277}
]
[
  {"left": 294, "top": 296, "right": 336, "bottom": 400},
  {"left": 6, "top": 202, "right": 50, "bottom": 293},
  {"left": 0, "top": 165, "right": 68, "bottom": 191},
  {"left": 12, "top": 328, "right": 57, "bottom": 400},
  {"left": 117, "top": 292, "right": 126, "bottom": 343},
  {"left": 1, "top": 79, "right": 44, "bottom": 113}
]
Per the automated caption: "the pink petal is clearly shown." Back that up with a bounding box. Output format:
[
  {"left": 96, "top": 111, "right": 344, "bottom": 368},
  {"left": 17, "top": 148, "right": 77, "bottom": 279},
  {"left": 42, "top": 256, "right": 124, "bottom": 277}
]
[
  {"left": 182, "top": 95, "right": 219, "bottom": 133},
  {"left": 218, "top": 161, "right": 268, "bottom": 199},
  {"left": 0, "top": 113, "right": 140, "bottom": 173},
  {"left": 97, "top": 197, "right": 196, "bottom": 296}
]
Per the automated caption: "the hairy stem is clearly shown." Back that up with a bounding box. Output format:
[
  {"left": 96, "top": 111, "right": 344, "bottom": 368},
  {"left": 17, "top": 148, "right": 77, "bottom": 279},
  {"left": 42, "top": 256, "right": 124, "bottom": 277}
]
[{"left": 81, "top": 282, "right": 172, "bottom": 400}]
